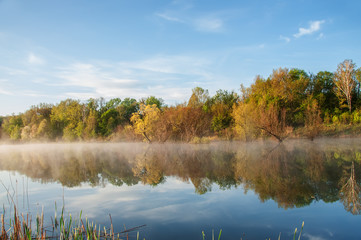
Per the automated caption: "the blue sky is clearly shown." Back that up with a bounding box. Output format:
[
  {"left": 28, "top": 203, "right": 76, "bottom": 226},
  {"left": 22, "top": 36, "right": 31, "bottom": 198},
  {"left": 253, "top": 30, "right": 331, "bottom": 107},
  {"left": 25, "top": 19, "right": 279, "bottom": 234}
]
[{"left": 1, "top": 0, "right": 361, "bottom": 116}]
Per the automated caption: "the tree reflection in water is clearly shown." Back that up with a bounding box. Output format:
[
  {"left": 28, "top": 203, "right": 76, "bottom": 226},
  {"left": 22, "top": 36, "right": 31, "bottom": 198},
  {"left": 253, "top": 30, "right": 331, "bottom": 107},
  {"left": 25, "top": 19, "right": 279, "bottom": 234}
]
[
  {"left": 339, "top": 161, "right": 361, "bottom": 215},
  {"left": 0, "top": 139, "right": 360, "bottom": 214}
]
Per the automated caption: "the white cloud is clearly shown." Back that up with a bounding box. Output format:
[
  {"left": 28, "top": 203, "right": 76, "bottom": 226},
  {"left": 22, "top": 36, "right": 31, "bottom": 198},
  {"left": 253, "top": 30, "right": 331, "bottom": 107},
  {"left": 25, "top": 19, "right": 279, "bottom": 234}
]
[
  {"left": 280, "top": 35, "right": 291, "bottom": 43},
  {"left": 56, "top": 54, "right": 220, "bottom": 102},
  {"left": 156, "top": 12, "right": 184, "bottom": 23},
  {"left": 27, "top": 53, "right": 45, "bottom": 65},
  {"left": 293, "top": 20, "right": 325, "bottom": 38},
  {"left": 58, "top": 63, "right": 140, "bottom": 98},
  {"left": 195, "top": 17, "right": 223, "bottom": 32}
]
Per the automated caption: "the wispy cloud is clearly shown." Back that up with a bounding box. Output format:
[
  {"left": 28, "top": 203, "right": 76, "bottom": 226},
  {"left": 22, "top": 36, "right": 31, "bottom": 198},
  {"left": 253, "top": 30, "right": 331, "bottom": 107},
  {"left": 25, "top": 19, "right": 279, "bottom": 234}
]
[
  {"left": 155, "top": 7, "right": 226, "bottom": 33},
  {"left": 280, "top": 35, "right": 291, "bottom": 43},
  {"left": 195, "top": 17, "right": 223, "bottom": 32},
  {"left": 56, "top": 54, "right": 219, "bottom": 102},
  {"left": 58, "top": 63, "right": 140, "bottom": 98},
  {"left": 156, "top": 12, "right": 184, "bottom": 23},
  {"left": 293, "top": 20, "right": 325, "bottom": 38},
  {"left": 27, "top": 53, "right": 45, "bottom": 65}
]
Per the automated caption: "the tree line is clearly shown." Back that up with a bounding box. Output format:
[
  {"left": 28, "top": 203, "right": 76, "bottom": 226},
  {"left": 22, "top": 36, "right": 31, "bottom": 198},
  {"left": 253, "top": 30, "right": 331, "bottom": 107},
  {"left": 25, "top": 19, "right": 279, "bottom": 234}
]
[{"left": 1, "top": 59, "right": 361, "bottom": 142}]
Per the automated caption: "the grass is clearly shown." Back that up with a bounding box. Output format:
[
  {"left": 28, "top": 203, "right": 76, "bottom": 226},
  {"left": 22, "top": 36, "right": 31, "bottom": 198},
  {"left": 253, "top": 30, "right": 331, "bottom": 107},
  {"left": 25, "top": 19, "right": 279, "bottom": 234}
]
[
  {"left": 201, "top": 222, "right": 304, "bottom": 240},
  {"left": 0, "top": 203, "right": 145, "bottom": 240}
]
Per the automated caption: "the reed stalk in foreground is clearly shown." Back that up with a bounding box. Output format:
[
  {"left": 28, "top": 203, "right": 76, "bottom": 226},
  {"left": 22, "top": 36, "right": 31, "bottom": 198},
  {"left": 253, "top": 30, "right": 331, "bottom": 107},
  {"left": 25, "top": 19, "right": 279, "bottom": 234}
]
[
  {"left": 201, "top": 222, "right": 304, "bottom": 240},
  {"left": 0, "top": 204, "right": 145, "bottom": 240}
]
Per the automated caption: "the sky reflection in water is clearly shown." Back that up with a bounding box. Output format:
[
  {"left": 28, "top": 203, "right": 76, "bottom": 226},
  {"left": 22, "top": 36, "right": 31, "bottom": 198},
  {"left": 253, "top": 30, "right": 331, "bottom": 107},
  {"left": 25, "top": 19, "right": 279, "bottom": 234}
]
[{"left": 0, "top": 139, "right": 360, "bottom": 239}]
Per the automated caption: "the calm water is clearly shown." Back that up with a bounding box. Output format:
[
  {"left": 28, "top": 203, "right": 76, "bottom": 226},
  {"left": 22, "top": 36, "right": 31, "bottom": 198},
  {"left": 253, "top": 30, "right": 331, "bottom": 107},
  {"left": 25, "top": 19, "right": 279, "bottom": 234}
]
[{"left": 0, "top": 139, "right": 360, "bottom": 239}]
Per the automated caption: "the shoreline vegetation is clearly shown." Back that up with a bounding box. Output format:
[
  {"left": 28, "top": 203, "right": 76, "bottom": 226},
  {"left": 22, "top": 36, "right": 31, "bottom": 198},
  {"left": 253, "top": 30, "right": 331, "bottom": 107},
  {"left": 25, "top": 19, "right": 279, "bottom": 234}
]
[
  {"left": 0, "top": 204, "right": 145, "bottom": 240},
  {"left": 1, "top": 59, "right": 361, "bottom": 143}
]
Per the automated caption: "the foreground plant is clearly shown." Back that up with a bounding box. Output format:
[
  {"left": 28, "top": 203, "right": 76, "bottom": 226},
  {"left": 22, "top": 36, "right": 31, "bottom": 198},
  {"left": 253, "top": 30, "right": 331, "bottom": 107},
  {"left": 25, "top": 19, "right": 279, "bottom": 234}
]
[
  {"left": 201, "top": 222, "right": 304, "bottom": 240},
  {"left": 0, "top": 204, "right": 144, "bottom": 240}
]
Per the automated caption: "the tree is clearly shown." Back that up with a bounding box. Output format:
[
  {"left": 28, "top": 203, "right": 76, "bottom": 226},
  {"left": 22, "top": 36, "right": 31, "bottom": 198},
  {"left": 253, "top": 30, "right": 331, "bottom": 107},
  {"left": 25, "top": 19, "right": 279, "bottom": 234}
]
[
  {"left": 130, "top": 103, "right": 160, "bottom": 143},
  {"left": 99, "top": 108, "right": 120, "bottom": 136},
  {"left": 143, "top": 96, "right": 164, "bottom": 109},
  {"left": 206, "top": 90, "right": 238, "bottom": 135},
  {"left": 304, "top": 96, "right": 322, "bottom": 140},
  {"left": 355, "top": 68, "right": 361, "bottom": 106},
  {"left": 333, "top": 59, "right": 357, "bottom": 112},
  {"left": 50, "top": 99, "right": 85, "bottom": 141},
  {"left": 256, "top": 102, "right": 291, "bottom": 142},
  {"left": 309, "top": 71, "right": 337, "bottom": 113},
  {"left": 187, "top": 87, "right": 209, "bottom": 108},
  {"left": 233, "top": 70, "right": 299, "bottom": 142},
  {"left": 98, "top": 98, "right": 122, "bottom": 137},
  {"left": 162, "top": 105, "right": 211, "bottom": 142},
  {"left": 117, "top": 98, "right": 139, "bottom": 124},
  {"left": 0, "top": 116, "right": 3, "bottom": 139},
  {"left": 232, "top": 101, "right": 260, "bottom": 141},
  {"left": 2, "top": 115, "right": 23, "bottom": 140}
]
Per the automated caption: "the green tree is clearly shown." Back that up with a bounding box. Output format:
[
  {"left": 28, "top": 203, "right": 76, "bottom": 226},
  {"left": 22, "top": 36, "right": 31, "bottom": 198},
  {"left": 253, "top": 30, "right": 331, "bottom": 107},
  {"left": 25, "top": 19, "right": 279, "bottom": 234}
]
[
  {"left": 310, "top": 71, "right": 338, "bottom": 113},
  {"left": 50, "top": 99, "right": 85, "bottom": 141},
  {"left": 99, "top": 108, "right": 120, "bottom": 136},
  {"left": 207, "top": 90, "right": 238, "bottom": 134},
  {"left": 117, "top": 98, "right": 139, "bottom": 124},
  {"left": 2, "top": 115, "right": 23, "bottom": 140},
  {"left": 143, "top": 96, "right": 164, "bottom": 109},
  {"left": 98, "top": 98, "right": 122, "bottom": 137}
]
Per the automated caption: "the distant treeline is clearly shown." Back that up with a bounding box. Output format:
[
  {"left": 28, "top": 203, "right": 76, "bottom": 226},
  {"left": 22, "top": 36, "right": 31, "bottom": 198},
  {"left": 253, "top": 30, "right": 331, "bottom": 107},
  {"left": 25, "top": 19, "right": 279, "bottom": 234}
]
[{"left": 1, "top": 59, "right": 361, "bottom": 142}]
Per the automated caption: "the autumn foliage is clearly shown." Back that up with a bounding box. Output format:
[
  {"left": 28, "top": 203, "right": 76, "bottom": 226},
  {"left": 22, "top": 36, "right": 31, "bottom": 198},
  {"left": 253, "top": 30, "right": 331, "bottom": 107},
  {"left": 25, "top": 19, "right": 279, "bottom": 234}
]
[{"left": 1, "top": 59, "right": 361, "bottom": 142}]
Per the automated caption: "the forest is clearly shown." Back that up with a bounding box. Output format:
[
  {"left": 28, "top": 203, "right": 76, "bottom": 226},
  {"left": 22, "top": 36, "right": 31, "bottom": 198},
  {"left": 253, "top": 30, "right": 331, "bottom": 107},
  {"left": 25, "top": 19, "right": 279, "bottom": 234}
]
[{"left": 1, "top": 59, "right": 361, "bottom": 143}]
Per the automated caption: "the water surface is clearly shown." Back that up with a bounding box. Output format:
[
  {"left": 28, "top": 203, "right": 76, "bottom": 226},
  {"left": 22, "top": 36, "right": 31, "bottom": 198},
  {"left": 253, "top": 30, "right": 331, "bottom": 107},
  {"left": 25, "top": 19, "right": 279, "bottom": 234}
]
[{"left": 0, "top": 139, "right": 360, "bottom": 239}]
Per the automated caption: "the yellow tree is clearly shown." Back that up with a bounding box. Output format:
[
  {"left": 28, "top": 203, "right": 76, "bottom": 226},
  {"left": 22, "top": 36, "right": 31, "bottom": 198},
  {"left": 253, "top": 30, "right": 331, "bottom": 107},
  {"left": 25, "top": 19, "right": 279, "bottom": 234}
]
[
  {"left": 333, "top": 59, "right": 357, "bottom": 112},
  {"left": 130, "top": 103, "right": 160, "bottom": 143},
  {"left": 232, "top": 101, "right": 259, "bottom": 141}
]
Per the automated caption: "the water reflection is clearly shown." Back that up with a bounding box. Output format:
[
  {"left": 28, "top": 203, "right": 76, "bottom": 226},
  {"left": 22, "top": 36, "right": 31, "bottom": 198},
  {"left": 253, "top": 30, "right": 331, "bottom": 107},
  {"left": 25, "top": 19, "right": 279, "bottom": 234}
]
[{"left": 0, "top": 139, "right": 360, "bottom": 214}]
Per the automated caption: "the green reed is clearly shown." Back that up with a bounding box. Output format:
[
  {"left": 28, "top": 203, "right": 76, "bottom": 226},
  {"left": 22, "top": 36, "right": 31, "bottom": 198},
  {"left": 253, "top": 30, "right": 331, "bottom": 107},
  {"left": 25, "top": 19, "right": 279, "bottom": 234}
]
[
  {"left": 201, "top": 222, "right": 304, "bottom": 240},
  {"left": 0, "top": 203, "right": 145, "bottom": 240}
]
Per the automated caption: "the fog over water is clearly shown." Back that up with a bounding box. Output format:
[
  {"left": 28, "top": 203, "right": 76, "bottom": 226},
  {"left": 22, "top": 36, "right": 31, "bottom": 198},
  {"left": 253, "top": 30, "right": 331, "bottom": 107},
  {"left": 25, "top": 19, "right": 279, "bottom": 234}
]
[{"left": 0, "top": 138, "right": 360, "bottom": 239}]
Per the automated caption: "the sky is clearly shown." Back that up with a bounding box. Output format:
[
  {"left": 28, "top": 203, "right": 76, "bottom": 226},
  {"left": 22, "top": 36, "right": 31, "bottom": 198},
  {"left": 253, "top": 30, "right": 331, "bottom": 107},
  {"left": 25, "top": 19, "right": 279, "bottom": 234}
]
[{"left": 0, "top": 0, "right": 361, "bottom": 116}]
